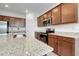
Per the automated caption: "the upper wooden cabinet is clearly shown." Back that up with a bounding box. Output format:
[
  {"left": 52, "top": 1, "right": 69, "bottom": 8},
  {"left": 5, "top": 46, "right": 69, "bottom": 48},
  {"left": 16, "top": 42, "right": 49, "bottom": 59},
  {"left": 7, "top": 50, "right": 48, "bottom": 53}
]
[
  {"left": 0, "top": 16, "right": 3, "bottom": 21},
  {"left": 37, "top": 17, "right": 41, "bottom": 27},
  {"left": 0, "top": 16, "right": 9, "bottom": 21},
  {"left": 47, "top": 11, "right": 52, "bottom": 18},
  {"left": 37, "top": 16, "right": 44, "bottom": 27},
  {"left": 17, "top": 18, "right": 25, "bottom": 27},
  {"left": 9, "top": 17, "right": 16, "bottom": 27},
  {"left": 3, "top": 16, "right": 9, "bottom": 21},
  {"left": 61, "top": 3, "right": 77, "bottom": 23},
  {"left": 37, "top": 3, "right": 78, "bottom": 27},
  {"left": 0, "top": 15, "right": 26, "bottom": 28},
  {"left": 9, "top": 17, "right": 25, "bottom": 27},
  {"left": 51, "top": 5, "right": 61, "bottom": 25},
  {"left": 43, "top": 13, "right": 48, "bottom": 20}
]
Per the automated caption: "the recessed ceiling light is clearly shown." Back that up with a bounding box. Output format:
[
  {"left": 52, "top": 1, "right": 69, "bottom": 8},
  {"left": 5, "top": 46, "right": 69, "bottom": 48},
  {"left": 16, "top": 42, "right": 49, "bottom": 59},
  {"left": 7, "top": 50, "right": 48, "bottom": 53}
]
[{"left": 5, "top": 4, "right": 8, "bottom": 7}]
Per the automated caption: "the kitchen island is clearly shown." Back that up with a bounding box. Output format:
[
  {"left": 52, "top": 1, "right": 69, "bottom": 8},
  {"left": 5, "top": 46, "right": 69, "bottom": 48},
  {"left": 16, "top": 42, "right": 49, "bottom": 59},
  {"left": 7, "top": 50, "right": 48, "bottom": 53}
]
[{"left": 0, "top": 34, "right": 53, "bottom": 56}]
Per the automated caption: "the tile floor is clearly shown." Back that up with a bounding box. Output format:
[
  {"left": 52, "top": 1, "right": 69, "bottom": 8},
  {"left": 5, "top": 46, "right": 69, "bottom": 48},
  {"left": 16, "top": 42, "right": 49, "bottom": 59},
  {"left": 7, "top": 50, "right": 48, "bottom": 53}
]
[{"left": 47, "top": 52, "right": 58, "bottom": 56}]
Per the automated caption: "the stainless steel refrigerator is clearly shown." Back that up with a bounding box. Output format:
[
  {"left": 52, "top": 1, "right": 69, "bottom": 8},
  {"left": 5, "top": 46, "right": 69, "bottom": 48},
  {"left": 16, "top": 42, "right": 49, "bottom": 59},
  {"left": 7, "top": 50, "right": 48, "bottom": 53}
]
[{"left": 0, "top": 21, "right": 7, "bottom": 34}]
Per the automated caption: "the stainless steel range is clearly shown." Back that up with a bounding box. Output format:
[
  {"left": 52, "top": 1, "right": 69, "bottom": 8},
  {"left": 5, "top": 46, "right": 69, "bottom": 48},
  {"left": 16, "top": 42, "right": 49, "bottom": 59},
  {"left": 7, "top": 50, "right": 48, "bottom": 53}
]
[{"left": 40, "top": 28, "right": 55, "bottom": 44}]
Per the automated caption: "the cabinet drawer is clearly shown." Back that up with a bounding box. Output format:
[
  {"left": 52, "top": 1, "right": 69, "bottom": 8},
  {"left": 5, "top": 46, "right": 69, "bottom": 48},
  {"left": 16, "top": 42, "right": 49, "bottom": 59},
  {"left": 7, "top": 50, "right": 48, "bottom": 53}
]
[
  {"left": 48, "top": 35, "right": 57, "bottom": 38},
  {"left": 62, "top": 37, "right": 75, "bottom": 43}
]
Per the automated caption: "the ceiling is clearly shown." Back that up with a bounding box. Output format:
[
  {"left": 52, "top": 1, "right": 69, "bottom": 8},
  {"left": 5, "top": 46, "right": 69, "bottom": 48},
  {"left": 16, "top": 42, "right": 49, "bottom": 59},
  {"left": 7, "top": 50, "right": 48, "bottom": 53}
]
[{"left": 0, "top": 3, "right": 56, "bottom": 17}]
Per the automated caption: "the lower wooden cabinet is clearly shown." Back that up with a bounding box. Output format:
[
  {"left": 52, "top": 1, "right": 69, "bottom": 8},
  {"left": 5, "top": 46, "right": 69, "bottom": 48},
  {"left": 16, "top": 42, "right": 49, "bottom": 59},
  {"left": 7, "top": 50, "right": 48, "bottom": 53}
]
[
  {"left": 48, "top": 35, "right": 58, "bottom": 54},
  {"left": 58, "top": 38, "right": 75, "bottom": 56},
  {"left": 35, "top": 32, "right": 41, "bottom": 40},
  {"left": 48, "top": 35, "right": 75, "bottom": 56}
]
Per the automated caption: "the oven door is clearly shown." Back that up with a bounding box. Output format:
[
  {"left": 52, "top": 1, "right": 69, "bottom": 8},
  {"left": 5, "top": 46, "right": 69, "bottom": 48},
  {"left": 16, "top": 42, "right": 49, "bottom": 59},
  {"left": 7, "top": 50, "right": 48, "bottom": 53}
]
[{"left": 40, "top": 34, "right": 48, "bottom": 44}]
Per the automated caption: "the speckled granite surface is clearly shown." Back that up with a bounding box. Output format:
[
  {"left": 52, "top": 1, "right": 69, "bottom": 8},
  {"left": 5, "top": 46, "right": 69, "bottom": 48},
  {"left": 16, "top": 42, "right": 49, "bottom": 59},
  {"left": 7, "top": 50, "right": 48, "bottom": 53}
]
[
  {"left": 0, "top": 34, "right": 53, "bottom": 56},
  {"left": 49, "top": 32, "right": 79, "bottom": 38}
]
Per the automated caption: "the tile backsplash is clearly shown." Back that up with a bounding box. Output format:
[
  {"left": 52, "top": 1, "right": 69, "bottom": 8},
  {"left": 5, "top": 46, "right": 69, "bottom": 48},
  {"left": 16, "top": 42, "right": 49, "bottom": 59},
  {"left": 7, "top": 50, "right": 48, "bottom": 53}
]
[{"left": 36, "top": 23, "right": 79, "bottom": 33}]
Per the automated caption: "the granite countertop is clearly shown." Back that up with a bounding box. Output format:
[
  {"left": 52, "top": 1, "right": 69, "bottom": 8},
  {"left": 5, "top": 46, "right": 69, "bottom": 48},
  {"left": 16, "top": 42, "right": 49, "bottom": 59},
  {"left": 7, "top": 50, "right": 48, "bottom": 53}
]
[
  {"left": 25, "top": 37, "right": 53, "bottom": 56},
  {"left": 0, "top": 35, "right": 53, "bottom": 56},
  {"left": 48, "top": 32, "right": 79, "bottom": 39}
]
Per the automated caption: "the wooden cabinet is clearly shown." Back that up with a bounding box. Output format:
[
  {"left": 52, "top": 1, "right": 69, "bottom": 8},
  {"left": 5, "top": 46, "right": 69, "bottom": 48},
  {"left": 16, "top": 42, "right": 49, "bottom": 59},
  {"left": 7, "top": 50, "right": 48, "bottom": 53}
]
[
  {"left": 0, "top": 16, "right": 9, "bottom": 21},
  {"left": 58, "top": 37, "right": 75, "bottom": 56},
  {"left": 48, "top": 35, "right": 58, "bottom": 54},
  {"left": 51, "top": 5, "right": 61, "bottom": 25},
  {"left": 14, "top": 18, "right": 20, "bottom": 27},
  {"left": 37, "top": 3, "right": 78, "bottom": 27},
  {"left": 48, "top": 34, "right": 75, "bottom": 56},
  {"left": 43, "top": 13, "right": 48, "bottom": 20},
  {"left": 9, "top": 17, "right": 15, "bottom": 27},
  {"left": 0, "top": 15, "right": 26, "bottom": 27},
  {"left": 61, "top": 3, "right": 77, "bottom": 23},
  {"left": 17, "top": 18, "right": 25, "bottom": 27},
  {"left": 9, "top": 17, "right": 25, "bottom": 27},
  {"left": 3, "top": 16, "right": 9, "bottom": 21},
  {"left": 37, "top": 16, "right": 44, "bottom": 27},
  {"left": 9, "top": 18, "right": 25, "bottom": 27},
  {"left": 40, "top": 16, "right": 44, "bottom": 26},
  {"left": 47, "top": 11, "right": 52, "bottom": 18},
  {"left": 37, "top": 17, "right": 41, "bottom": 27},
  {"left": 0, "top": 16, "right": 3, "bottom": 21}
]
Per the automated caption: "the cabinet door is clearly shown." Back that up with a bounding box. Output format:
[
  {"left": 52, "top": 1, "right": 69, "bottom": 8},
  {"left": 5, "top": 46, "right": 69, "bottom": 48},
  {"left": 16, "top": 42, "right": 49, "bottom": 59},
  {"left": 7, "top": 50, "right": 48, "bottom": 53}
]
[
  {"left": 43, "top": 13, "right": 48, "bottom": 20},
  {"left": 58, "top": 39, "right": 63, "bottom": 55},
  {"left": 3, "top": 16, "right": 9, "bottom": 21},
  {"left": 58, "top": 37, "right": 75, "bottom": 56},
  {"left": 48, "top": 37, "right": 53, "bottom": 47},
  {"left": 61, "top": 3, "right": 77, "bottom": 23},
  {"left": 0, "top": 16, "right": 3, "bottom": 21},
  {"left": 37, "top": 17, "right": 42, "bottom": 27},
  {"left": 40, "top": 16, "right": 44, "bottom": 26},
  {"left": 19, "top": 18, "right": 25, "bottom": 27},
  {"left": 62, "top": 41, "right": 74, "bottom": 56},
  {"left": 47, "top": 11, "right": 52, "bottom": 18},
  {"left": 9, "top": 17, "right": 15, "bottom": 27},
  {"left": 15, "top": 18, "right": 20, "bottom": 27},
  {"left": 48, "top": 36, "right": 58, "bottom": 53},
  {"left": 52, "top": 5, "right": 61, "bottom": 25},
  {"left": 37, "top": 16, "right": 44, "bottom": 27}
]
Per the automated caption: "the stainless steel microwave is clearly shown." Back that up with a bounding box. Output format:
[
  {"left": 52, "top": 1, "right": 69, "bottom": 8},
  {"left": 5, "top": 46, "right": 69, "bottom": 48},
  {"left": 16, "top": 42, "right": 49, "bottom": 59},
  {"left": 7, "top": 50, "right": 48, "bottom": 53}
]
[{"left": 43, "top": 18, "right": 52, "bottom": 26}]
